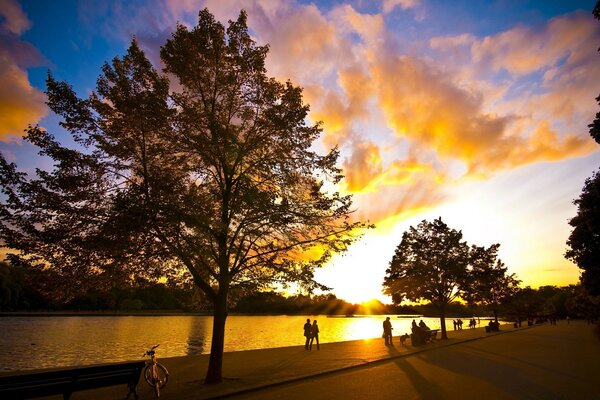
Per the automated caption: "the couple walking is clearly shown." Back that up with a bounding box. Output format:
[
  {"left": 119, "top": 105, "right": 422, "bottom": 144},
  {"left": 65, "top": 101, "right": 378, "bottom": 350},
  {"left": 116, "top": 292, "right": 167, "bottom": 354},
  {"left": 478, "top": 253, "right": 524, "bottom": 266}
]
[
  {"left": 383, "top": 317, "right": 393, "bottom": 345},
  {"left": 303, "top": 319, "right": 320, "bottom": 350}
]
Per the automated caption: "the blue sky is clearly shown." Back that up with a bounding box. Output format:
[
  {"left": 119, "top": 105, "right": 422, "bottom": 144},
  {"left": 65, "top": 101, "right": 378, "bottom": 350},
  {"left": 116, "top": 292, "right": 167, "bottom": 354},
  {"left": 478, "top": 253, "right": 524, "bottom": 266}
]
[{"left": 1, "top": 0, "right": 599, "bottom": 302}]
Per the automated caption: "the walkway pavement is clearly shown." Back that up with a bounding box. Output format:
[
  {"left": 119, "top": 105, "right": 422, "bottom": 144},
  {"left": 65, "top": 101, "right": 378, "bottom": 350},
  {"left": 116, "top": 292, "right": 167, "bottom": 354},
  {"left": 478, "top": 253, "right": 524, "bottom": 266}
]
[{"left": 37, "top": 321, "right": 599, "bottom": 399}]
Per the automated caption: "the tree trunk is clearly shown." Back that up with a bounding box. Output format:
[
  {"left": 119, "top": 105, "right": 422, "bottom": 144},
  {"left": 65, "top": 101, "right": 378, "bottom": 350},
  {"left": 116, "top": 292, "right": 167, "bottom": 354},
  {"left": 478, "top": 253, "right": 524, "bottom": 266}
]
[
  {"left": 439, "top": 304, "right": 448, "bottom": 340},
  {"left": 493, "top": 308, "right": 498, "bottom": 323},
  {"left": 204, "top": 295, "right": 228, "bottom": 384}
]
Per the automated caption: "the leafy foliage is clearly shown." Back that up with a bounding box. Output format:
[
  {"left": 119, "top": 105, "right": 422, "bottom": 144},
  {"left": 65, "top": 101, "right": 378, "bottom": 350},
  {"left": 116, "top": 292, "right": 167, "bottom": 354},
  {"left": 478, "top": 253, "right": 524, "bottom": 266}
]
[
  {"left": 566, "top": 170, "right": 600, "bottom": 296},
  {"left": 463, "top": 244, "right": 520, "bottom": 321}
]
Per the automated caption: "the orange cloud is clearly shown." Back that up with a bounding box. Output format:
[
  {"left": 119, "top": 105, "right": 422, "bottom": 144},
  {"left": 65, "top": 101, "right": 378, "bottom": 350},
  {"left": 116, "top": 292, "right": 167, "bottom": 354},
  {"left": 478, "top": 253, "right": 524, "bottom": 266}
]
[
  {"left": 350, "top": 160, "right": 447, "bottom": 225},
  {"left": 370, "top": 53, "right": 595, "bottom": 176},
  {"left": 471, "top": 12, "right": 598, "bottom": 76},
  {"left": 342, "top": 141, "right": 383, "bottom": 192},
  {"left": 0, "top": 0, "right": 31, "bottom": 34},
  {"left": 0, "top": 0, "right": 47, "bottom": 141}
]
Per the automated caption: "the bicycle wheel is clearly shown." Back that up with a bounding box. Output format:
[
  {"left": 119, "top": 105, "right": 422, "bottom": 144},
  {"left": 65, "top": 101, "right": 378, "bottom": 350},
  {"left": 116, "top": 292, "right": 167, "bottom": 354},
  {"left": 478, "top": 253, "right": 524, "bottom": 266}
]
[{"left": 144, "top": 363, "right": 169, "bottom": 390}]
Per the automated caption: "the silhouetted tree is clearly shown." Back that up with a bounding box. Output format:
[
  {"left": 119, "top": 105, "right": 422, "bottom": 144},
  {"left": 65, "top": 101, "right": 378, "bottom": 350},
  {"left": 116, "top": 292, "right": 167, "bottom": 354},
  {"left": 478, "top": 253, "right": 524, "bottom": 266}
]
[
  {"left": 0, "top": 261, "right": 25, "bottom": 310},
  {"left": 464, "top": 244, "right": 520, "bottom": 322},
  {"left": 566, "top": 170, "right": 600, "bottom": 296},
  {"left": 505, "top": 286, "right": 540, "bottom": 321},
  {"left": 383, "top": 218, "right": 470, "bottom": 339},
  {"left": 0, "top": 9, "right": 367, "bottom": 384}
]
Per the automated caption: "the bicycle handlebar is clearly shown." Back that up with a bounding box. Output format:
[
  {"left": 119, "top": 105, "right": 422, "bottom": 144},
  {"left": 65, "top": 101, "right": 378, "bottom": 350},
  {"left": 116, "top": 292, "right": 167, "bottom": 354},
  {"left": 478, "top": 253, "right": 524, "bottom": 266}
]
[{"left": 143, "top": 344, "right": 160, "bottom": 357}]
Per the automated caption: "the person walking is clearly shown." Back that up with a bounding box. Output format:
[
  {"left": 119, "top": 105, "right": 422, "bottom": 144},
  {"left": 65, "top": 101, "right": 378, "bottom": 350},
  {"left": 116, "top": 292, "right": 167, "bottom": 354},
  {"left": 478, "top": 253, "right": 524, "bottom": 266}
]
[
  {"left": 303, "top": 319, "right": 312, "bottom": 350},
  {"left": 383, "top": 317, "right": 393, "bottom": 346},
  {"left": 310, "top": 320, "right": 320, "bottom": 350}
]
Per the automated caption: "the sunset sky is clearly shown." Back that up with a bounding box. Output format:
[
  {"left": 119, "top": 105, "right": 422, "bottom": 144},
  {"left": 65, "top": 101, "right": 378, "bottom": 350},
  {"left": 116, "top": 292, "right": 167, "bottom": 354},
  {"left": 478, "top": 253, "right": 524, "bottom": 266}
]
[{"left": 1, "top": 0, "right": 599, "bottom": 303}]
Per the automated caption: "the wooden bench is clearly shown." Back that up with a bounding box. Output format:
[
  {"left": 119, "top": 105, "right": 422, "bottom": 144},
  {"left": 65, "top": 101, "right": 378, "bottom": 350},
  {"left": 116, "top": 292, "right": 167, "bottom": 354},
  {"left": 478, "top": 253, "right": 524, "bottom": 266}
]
[
  {"left": 425, "top": 329, "right": 438, "bottom": 343},
  {"left": 0, "top": 360, "right": 145, "bottom": 400},
  {"left": 410, "top": 329, "right": 438, "bottom": 345}
]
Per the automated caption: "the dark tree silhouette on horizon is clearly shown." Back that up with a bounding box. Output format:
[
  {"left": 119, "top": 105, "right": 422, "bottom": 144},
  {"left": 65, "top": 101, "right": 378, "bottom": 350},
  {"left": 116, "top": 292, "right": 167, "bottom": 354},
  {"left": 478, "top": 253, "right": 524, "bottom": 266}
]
[
  {"left": 383, "top": 218, "right": 516, "bottom": 339},
  {"left": 383, "top": 218, "right": 470, "bottom": 340},
  {"left": 566, "top": 170, "right": 600, "bottom": 296},
  {"left": 463, "top": 244, "right": 520, "bottom": 322},
  {"left": 0, "top": 9, "right": 368, "bottom": 384}
]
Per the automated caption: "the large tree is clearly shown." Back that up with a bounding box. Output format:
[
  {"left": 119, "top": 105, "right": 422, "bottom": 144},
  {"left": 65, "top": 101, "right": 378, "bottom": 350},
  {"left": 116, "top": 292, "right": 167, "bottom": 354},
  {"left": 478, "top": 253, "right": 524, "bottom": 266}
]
[
  {"left": 566, "top": 170, "right": 600, "bottom": 296},
  {"left": 0, "top": 9, "right": 367, "bottom": 383},
  {"left": 463, "top": 244, "right": 519, "bottom": 322},
  {"left": 383, "top": 218, "right": 470, "bottom": 339}
]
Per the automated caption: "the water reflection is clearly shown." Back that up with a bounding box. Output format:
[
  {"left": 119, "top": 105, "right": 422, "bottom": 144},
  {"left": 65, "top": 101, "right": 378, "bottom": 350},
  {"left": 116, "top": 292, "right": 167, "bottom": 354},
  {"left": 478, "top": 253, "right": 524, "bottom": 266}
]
[
  {"left": 0, "top": 315, "right": 446, "bottom": 371},
  {"left": 185, "top": 316, "right": 210, "bottom": 355}
]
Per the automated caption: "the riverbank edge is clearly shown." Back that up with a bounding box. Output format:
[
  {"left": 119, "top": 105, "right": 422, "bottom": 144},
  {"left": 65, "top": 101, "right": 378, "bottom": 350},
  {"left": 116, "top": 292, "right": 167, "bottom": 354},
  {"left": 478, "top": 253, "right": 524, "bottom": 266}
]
[
  {"left": 1, "top": 322, "right": 535, "bottom": 400},
  {"left": 203, "top": 323, "right": 527, "bottom": 400}
]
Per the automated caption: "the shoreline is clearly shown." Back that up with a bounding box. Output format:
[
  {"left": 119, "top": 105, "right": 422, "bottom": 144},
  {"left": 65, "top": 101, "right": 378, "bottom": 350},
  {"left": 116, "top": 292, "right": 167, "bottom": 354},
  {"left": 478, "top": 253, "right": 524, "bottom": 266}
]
[{"left": 5, "top": 321, "right": 596, "bottom": 399}]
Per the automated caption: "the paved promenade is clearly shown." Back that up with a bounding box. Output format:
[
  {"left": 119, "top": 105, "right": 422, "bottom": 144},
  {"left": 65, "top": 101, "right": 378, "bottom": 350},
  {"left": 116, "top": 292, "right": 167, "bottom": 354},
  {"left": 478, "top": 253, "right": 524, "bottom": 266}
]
[{"left": 39, "top": 321, "right": 599, "bottom": 399}]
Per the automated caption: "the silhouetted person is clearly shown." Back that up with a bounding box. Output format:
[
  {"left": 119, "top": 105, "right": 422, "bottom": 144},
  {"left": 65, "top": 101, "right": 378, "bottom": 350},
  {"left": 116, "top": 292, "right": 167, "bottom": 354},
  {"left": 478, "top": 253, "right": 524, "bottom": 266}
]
[
  {"left": 418, "top": 319, "right": 429, "bottom": 331},
  {"left": 310, "top": 320, "right": 320, "bottom": 350},
  {"left": 303, "top": 319, "right": 312, "bottom": 350},
  {"left": 383, "top": 317, "right": 393, "bottom": 346},
  {"left": 453, "top": 319, "right": 457, "bottom": 330},
  {"left": 411, "top": 319, "right": 423, "bottom": 345}
]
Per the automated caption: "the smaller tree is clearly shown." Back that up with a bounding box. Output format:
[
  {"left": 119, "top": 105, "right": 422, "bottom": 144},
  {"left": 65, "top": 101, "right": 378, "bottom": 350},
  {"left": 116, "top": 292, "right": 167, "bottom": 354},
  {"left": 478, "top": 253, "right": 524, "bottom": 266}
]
[
  {"left": 565, "top": 170, "right": 600, "bottom": 296},
  {"left": 383, "top": 218, "right": 469, "bottom": 339},
  {"left": 464, "top": 244, "right": 520, "bottom": 322},
  {"left": 505, "top": 287, "right": 541, "bottom": 322}
]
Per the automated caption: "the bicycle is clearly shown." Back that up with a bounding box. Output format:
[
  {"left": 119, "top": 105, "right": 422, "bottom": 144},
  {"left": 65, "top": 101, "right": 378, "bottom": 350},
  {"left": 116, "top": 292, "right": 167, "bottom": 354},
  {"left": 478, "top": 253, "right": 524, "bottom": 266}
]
[{"left": 143, "top": 344, "right": 169, "bottom": 398}]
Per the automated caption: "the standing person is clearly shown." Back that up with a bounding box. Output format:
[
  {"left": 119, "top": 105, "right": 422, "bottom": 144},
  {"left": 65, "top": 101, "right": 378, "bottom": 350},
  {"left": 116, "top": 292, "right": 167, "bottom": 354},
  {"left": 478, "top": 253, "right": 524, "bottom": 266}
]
[
  {"left": 383, "top": 317, "right": 393, "bottom": 346},
  {"left": 303, "top": 319, "right": 312, "bottom": 350},
  {"left": 310, "top": 320, "right": 320, "bottom": 350}
]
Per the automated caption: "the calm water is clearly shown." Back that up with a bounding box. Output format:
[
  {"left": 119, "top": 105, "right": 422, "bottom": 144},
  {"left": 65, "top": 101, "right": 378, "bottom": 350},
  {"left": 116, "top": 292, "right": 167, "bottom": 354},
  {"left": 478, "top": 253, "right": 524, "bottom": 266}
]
[{"left": 0, "top": 315, "right": 456, "bottom": 371}]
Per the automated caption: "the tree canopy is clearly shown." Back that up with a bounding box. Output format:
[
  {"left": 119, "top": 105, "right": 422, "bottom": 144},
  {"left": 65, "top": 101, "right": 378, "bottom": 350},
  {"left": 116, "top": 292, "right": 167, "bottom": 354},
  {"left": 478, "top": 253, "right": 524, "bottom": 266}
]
[
  {"left": 463, "top": 244, "right": 520, "bottom": 322},
  {"left": 383, "top": 218, "right": 516, "bottom": 339},
  {"left": 566, "top": 170, "right": 600, "bottom": 296},
  {"left": 0, "top": 9, "right": 368, "bottom": 383},
  {"left": 383, "top": 218, "right": 470, "bottom": 339}
]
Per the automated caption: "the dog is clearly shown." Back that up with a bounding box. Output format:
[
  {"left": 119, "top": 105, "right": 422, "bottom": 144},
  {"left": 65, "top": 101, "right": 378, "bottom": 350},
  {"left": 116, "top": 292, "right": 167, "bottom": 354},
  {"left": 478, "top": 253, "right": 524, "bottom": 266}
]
[{"left": 399, "top": 333, "right": 410, "bottom": 346}]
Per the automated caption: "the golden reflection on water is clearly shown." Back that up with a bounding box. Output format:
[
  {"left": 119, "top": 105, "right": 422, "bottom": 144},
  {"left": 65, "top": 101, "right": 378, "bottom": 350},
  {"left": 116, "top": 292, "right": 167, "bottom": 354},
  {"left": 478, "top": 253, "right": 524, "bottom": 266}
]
[{"left": 0, "top": 315, "right": 443, "bottom": 371}]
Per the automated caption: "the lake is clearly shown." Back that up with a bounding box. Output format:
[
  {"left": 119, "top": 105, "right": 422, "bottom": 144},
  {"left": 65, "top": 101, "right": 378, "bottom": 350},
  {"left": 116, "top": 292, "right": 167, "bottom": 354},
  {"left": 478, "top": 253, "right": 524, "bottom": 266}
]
[{"left": 0, "top": 314, "right": 482, "bottom": 371}]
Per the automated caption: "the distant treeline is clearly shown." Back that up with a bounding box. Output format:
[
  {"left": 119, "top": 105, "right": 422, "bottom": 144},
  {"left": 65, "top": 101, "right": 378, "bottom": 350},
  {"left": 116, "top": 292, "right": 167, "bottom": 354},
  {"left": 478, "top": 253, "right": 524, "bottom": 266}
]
[{"left": 1, "top": 262, "right": 597, "bottom": 319}]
